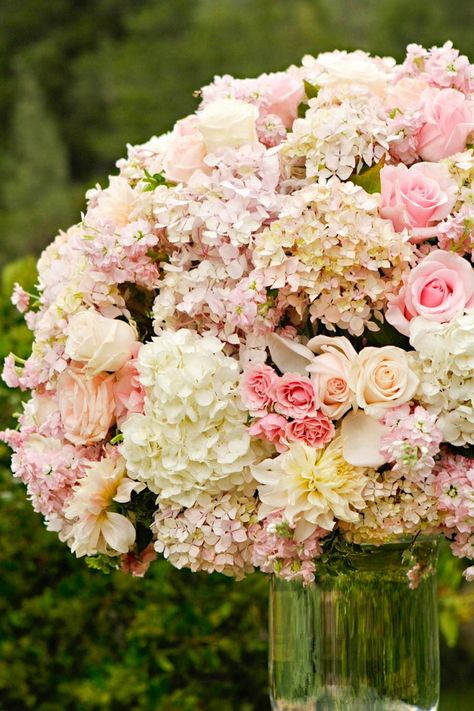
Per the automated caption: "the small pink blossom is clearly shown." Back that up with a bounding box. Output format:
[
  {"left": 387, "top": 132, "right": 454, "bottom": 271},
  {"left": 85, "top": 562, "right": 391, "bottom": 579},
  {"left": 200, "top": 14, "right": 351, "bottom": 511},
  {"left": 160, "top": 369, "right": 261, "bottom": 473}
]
[
  {"left": 2, "top": 354, "right": 21, "bottom": 389},
  {"left": 121, "top": 543, "right": 157, "bottom": 577},
  {"left": 285, "top": 413, "right": 335, "bottom": 449},
  {"left": 271, "top": 373, "right": 318, "bottom": 419},
  {"left": 11, "top": 283, "right": 31, "bottom": 313},
  {"left": 248, "top": 413, "right": 288, "bottom": 453},
  {"left": 240, "top": 364, "right": 278, "bottom": 415}
]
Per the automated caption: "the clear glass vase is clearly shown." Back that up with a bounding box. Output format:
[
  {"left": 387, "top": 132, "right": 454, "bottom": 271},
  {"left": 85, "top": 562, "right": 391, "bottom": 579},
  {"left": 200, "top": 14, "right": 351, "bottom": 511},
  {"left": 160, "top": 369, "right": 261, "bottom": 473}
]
[{"left": 269, "top": 538, "right": 440, "bottom": 711}]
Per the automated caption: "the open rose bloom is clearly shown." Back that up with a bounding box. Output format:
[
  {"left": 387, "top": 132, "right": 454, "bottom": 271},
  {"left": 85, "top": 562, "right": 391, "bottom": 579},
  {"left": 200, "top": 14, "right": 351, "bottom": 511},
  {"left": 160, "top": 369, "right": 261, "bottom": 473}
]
[{"left": 2, "top": 41, "right": 474, "bottom": 586}]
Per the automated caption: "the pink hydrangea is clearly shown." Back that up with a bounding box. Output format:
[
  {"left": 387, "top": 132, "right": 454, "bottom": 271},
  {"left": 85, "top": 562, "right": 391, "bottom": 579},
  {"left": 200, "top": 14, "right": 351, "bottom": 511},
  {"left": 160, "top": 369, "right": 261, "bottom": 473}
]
[{"left": 250, "top": 510, "right": 327, "bottom": 585}]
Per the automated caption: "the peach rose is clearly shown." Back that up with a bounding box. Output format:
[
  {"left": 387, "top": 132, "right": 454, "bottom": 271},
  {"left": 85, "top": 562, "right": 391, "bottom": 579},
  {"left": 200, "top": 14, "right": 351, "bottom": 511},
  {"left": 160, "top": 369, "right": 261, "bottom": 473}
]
[
  {"left": 353, "top": 346, "right": 419, "bottom": 417},
  {"left": 57, "top": 367, "right": 115, "bottom": 446},
  {"left": 265, "top": 71, "right": 304, "bottom": 128},
  {"left": 163, "top": 117, "right": 210, "bottom": 183},
  {"left": 65, "top": 310, "right": 138, "bottom": 376},
  {"left": 380, "top": 162, "right": 457, "bottom": 241},
  {"left": 306, "top": 335, "right": 357, "bottom": 419},
  {"left": 417, "top": 88, "right": 474, "bottom": 161},
  {"left": 197, "top": 98, "right": 259, "bottom": 152},
  {"left": 386, "top": 250, "right": 474, "bottom": 336},
  {"left": 271, "top": 373, "right": 318, "bottom": 419}
]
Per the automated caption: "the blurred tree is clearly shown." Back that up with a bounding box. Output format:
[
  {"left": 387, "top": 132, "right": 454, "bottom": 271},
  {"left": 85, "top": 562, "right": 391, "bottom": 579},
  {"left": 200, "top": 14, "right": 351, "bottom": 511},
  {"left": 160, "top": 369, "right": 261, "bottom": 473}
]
[{"left": 0, "top": 60, "right": 77, "bottom": 263}]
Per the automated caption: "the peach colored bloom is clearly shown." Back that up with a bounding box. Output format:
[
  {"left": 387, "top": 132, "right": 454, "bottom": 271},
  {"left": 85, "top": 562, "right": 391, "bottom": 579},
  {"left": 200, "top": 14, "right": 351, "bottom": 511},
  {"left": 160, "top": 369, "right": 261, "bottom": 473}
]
[
  {"left": 57, "top": 367, "right": 115, "bottom": 446},
  {"left": 353, "top": 346, "right": 419, "bottom": 417}
]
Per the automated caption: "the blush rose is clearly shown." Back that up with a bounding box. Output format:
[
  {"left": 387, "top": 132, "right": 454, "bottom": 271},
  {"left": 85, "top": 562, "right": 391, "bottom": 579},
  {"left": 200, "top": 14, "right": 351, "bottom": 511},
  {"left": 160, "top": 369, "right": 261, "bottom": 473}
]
[
  {"left": 380, "top": 162, "right": 457, "bottom": 241},
  {"left": 386, "top": 250, "right": 474, "bottom": 336},
  {"left": 416, "top": 88, "right": 474, "bottom": 161}
]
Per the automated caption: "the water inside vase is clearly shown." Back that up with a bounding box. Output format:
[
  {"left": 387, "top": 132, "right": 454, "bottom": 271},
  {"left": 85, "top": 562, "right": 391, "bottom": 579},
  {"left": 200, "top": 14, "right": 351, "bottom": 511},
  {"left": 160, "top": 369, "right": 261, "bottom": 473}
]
[{"left": 269, "top": 539, "right": 440, "bottom": 711}]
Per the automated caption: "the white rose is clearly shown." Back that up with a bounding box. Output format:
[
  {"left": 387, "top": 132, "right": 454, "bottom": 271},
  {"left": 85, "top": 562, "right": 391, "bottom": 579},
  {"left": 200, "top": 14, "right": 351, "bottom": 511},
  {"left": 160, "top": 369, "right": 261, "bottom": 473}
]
[
  {"left": 65, "top": 310, "right": 137, "bottom": 375},
  {"left": 197, "top": 98, "right": 259, "bottom": 153},
  {"left": 353, "top": 346, "right": 419, "bottom": 417},
  {"left": 302, "top": 50, "right": 394, "bottom": 95}
]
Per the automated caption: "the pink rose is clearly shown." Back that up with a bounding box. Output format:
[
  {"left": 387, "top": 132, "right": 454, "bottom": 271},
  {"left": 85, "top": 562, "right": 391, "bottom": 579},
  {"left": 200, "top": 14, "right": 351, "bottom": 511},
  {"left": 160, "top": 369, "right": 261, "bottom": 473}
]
[
  {"left": 57, "top": 367, "right": 115, "bottom": 446},
  {"left": 380, "top": 162, "right": 457, "bottom": 242},
  {"left": 264, "top": 71, "right": 305, "bottom": 128},
  {"left": 285, "top": 413, "right": 335, "bottom": 449},
  {"left": 416, "top": 88, "right": 474, "bottom": 161},
  {"left": 386, "top": 250, "right": 474, "bottom": 335},
  {"left": 306, "top": 336, "right": 357, "bottom": 420},
  {"left": 241, "top": 364, "right": 278, "bottom": 415},
  {"left": 113, "top": 355, "right": 145, "bottom": 425},
  {"left": 271, "top": 373, "right": 318, "bottom": 419},
  {"left": 163, "top": 119, "right": 210, "bottom": 183},
  {"left": 248, "top": 413, "right": 288, "bottom": 453}
]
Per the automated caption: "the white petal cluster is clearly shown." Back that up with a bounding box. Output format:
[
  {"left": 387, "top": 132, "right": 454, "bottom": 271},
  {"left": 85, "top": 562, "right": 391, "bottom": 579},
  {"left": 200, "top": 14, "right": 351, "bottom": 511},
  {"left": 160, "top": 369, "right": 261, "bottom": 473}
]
[
  {"left": 121, "top": 329, "right": 256, "bottom": 506},
  {"left": 409, "top": 312, "right": 474, "bottom": 446},
  {"left": 252, "top": 437, "right": 370, "bottom": 541},
  {"left": 283, "top": 86, "right": 393, "bottom": 180}
]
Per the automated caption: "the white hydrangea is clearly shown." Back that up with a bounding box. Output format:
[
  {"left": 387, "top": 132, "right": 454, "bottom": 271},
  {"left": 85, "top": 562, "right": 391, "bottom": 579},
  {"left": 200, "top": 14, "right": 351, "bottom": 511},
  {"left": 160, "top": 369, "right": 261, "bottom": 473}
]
[
  {"left": 409, "top": 312, "right": 474, "bottom": 446},
  {"left": 121, "top": 329, "right": 257, "bottom": 506},
  {"left": 282, "top": 86, "right": 393, "bottom": 180}
]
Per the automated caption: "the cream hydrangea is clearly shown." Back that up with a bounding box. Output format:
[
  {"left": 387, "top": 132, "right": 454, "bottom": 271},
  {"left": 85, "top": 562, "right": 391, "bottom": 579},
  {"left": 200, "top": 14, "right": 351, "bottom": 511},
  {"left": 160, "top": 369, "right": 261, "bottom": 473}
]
[
  {"left": 253, "top": 179, "right": 415, "bottom": 335},
  {"left": 121, "top": 329, "right": 257, "bottom": 506},
  {"left": 409, "top": 313, "right": 474, "bottom": 446},
  {"left": 251, "top": 436, "right": 370, "bottom": 541},
  {"left": 283, "top": 86, "right": 393, "bottom": 180},
  {"left": 63, "top": 453, "right": 143, "bottom": 557}
]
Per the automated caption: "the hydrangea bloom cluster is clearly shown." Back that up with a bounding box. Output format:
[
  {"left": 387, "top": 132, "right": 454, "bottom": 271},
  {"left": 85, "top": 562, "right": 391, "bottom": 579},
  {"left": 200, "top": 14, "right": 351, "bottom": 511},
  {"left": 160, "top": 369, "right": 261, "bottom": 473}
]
[{"left": 2, "top": 43, "right": 474, "bottom": 584}]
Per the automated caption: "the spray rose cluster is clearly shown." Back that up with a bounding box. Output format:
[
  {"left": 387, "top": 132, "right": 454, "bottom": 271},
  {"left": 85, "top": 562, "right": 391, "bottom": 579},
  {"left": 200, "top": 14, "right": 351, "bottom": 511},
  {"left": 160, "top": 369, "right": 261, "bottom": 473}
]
[{"left": 2, "top": 42, "right": 474, "bottom": 584}]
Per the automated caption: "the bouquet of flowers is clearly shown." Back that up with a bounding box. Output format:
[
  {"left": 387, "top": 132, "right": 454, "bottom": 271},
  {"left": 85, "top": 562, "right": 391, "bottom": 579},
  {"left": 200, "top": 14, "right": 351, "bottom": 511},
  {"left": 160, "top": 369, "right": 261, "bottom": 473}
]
[{"left": 2, "top": 42, "right": 474, "bottom": 585}]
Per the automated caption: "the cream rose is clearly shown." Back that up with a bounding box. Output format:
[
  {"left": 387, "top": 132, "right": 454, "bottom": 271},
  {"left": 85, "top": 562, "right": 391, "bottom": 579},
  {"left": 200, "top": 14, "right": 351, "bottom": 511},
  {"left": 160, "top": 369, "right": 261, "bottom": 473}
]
[
  {"left": 65, "top": 310, "right": 138, "bottom": 375},
  {"left": 57, "top": 367, "right": 116, "bottom": 446},
  {"left": 353, "top": 346, "right": 419, "bottom": 417},
  {"left": 197, "top": 98, "right": 259, "bottom": 152},
  {"left": 302, "top": 50, "right": 394, "bottom": 95}
]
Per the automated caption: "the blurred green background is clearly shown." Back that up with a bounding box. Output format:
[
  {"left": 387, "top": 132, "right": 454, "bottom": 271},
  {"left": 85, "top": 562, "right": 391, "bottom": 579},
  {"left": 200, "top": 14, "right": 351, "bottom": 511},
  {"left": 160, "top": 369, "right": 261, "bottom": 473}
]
[{"left": 0, "top": 1, "right": 473, "bottom": 709}]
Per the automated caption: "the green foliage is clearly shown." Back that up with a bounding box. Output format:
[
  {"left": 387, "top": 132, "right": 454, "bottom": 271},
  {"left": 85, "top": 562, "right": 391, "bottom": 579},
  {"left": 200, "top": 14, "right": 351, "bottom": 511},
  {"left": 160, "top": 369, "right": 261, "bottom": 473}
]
[{"left": 349, "top": 160, "right": 384, "bottom": 194}]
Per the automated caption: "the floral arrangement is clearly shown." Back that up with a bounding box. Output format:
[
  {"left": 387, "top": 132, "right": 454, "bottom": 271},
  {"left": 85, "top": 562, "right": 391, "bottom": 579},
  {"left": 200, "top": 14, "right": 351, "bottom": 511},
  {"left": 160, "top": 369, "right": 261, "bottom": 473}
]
[{"left": 2, "top": 42, "right": 474, "bottom": 586}]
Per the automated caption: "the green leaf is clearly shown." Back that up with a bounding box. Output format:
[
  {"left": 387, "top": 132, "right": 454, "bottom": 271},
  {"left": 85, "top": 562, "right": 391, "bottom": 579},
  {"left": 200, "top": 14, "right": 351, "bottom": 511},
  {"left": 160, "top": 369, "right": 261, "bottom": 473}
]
[
  {"left": 349, "top": 160, "right": 384, "bottom": 194},
  {"left": 85, "top": 554, "right": 120, "bottom": 574},
  {"left": 297, "top": 101, "right": 309, "bottom": 119},
  {"left": 303, "top": 80, "right": 320, "bottom": 99},
  {"left": 142, "top": 169, "right": 174, "bottom": 191}
]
